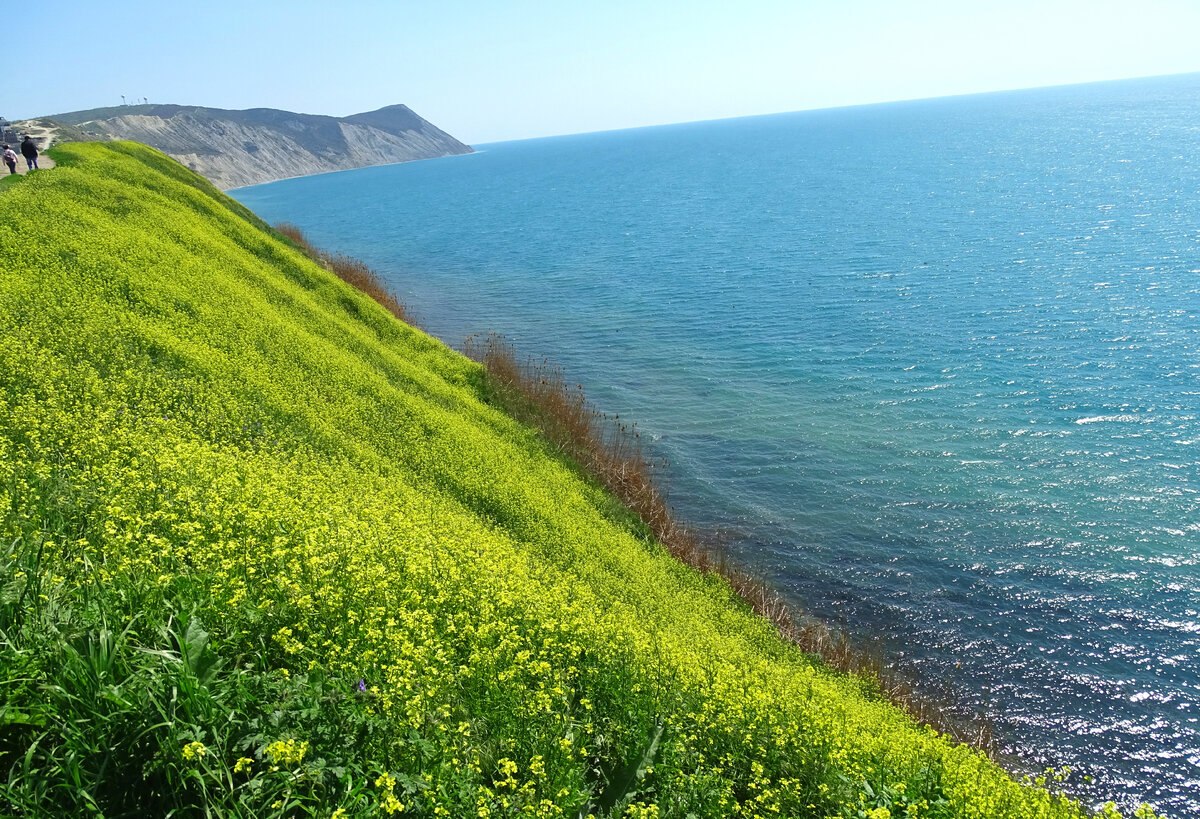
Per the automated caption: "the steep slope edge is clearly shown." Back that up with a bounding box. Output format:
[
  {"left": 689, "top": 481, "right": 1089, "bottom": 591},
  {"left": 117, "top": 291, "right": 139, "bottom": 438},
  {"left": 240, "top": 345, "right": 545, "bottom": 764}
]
[{"left": 0, "top": 143, "right": 1135, "bottom": 818}]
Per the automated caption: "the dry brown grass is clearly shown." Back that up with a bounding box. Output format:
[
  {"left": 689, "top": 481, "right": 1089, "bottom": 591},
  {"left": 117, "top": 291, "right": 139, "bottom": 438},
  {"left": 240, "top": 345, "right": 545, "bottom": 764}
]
[
  {"left": 463, "top": 332, "right": 998, "bottom": 759},
  {"left": 275, "top": 222, "right": 418, "bottom": 327},
  {"left": 273, "top": 222, "right": 998, "bottom": 757}
]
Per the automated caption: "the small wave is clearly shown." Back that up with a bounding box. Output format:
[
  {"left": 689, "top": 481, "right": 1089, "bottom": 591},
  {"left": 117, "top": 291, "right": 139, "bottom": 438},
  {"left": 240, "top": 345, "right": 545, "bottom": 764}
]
[
  {"left": 1143, "top": 616, "right": 1200, "bottom": 634},
  {"left": 1075, "top": 414, "right": 1141, "bottom": 425}
]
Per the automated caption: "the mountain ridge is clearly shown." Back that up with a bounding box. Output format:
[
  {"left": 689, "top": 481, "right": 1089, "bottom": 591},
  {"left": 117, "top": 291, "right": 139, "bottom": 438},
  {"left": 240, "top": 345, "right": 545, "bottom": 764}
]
[{"left": 25, "top": 102, "right": 472, "bottom": 188}]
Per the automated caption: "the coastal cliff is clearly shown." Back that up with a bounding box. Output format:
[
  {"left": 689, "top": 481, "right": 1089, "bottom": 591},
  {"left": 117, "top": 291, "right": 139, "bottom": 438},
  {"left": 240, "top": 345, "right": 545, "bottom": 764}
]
[
  {"left": 0, "top": 141, "right": 1119, "bottom": 818},
  {"left": 19, "top": 103, "right": 472, "bottom": 189}
]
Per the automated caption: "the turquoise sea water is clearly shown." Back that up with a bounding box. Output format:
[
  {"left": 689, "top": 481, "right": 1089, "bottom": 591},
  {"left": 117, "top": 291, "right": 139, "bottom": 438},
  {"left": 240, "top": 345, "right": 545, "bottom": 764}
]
[{"left": 234, "top": 74, "right": 1200, "bottom": 816}]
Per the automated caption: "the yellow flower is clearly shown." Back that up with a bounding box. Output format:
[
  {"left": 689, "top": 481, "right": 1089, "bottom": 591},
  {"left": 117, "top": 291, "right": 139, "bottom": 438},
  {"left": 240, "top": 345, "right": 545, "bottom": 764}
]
[
  {"left": 181, "top": 741, "right": 207, "bottom": 761},
  {"left": 265, "top": 738, "right": 308, "bottom": 766}
]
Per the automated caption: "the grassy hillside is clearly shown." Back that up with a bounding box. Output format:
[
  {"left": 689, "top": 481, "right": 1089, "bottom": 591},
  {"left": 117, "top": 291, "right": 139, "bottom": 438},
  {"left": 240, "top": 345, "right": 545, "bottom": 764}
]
[{"left": 0, "top": 143, "right": 1134, "bottom": 818}]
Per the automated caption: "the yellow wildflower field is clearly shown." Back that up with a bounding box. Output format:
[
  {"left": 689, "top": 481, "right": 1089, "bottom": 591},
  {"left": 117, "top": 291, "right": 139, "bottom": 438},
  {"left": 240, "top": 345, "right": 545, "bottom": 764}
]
[{"left": 0, "top": 143, "right": 1142, "bottom": 817}]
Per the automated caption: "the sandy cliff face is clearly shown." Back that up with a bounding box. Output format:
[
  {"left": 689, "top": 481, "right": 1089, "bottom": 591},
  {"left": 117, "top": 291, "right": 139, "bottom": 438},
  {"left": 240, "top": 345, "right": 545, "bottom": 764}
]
[{"left": 37, "top": 104, "right": 472, "bottom": 189}]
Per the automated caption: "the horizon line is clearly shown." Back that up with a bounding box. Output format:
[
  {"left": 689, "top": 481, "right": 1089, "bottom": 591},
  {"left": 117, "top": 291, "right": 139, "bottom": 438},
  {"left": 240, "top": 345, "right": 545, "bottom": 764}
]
[{"left": 470, "top": 68, "right": 1200, "bottom": 146}]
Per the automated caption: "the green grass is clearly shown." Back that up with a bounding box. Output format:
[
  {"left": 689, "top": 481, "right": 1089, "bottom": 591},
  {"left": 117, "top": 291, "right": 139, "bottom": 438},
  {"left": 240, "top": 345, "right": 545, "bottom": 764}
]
[{"left": 0, "top": 142, "right": 1153, "bottom": 818}]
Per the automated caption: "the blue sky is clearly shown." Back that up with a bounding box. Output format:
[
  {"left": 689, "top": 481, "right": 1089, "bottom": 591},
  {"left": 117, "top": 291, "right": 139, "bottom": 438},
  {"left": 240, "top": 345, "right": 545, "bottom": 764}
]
[{"left": 9, "top": 0, "right": 1200, "bottom": 144}]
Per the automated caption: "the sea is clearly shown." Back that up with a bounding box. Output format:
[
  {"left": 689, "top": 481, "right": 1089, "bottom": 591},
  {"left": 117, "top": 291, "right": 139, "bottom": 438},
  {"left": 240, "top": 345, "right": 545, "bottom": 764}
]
[{"left": 233, "top": 73, "right": 1200, "bottom": 817}]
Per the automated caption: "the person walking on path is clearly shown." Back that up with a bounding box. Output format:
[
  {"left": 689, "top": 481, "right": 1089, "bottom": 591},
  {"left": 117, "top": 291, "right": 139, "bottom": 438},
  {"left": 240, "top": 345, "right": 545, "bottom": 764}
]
[
  {"left": 20, "top": 136, "right": 38, "bottom": 171},
  {"left": 2, "top": 145, "right": 17, "bottom": 174}
]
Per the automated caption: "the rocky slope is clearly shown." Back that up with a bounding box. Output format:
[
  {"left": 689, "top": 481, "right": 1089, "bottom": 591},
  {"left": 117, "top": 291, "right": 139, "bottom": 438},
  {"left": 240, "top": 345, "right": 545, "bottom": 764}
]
[{"left": 31, "top": 103, "right": 472, "bottom": 189}]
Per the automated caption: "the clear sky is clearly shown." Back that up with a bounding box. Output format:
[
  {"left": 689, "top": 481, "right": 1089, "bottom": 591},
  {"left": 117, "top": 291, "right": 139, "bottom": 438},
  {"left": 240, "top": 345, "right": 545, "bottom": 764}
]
[{"left": 8, "top": 0, "right": 1200, "bottom": 145}]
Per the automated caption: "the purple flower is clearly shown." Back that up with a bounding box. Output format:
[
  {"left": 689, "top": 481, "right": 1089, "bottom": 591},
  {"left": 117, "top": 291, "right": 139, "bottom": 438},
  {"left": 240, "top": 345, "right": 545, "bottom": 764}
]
[{"left": 357, "top": 679, "right": 367, "bottom": 692}]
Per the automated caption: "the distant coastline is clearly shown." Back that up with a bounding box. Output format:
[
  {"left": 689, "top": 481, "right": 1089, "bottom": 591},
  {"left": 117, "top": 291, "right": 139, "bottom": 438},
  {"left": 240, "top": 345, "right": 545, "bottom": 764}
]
[
  {"left": 226, "top": 149, "right": 480, "bottom": 191},
  {"left": 13, "top": 102, "right": 473, "bottom": 189}
]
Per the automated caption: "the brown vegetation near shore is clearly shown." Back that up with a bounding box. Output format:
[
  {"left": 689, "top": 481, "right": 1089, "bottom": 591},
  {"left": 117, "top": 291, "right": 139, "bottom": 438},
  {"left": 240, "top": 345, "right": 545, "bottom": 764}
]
[
  {"left": 274, "top": 222, "right": 417, "bottom": 326},
  {"left": 461, "top": 333, "right": 998, "bottom": 759},
  {"left": 277, "top": 221, "right": 998, "bottom": 758}
]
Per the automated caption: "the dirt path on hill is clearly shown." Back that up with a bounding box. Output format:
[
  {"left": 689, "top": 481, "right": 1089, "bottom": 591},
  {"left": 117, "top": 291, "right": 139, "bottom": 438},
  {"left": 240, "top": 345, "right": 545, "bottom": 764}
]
[
  {"left": 5, "top": 120, "right": 58, "bottom": 175},
  {"left": 5, "top": 153, "right": 56, "bottom": 176}
]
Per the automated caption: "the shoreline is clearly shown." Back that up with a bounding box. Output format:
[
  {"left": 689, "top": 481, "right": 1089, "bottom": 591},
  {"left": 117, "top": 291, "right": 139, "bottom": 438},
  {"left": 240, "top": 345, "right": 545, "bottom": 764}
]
[
  {"left": 224, "top": 149, "right": 480, "bottom": 192},
  {"left": 280, "top": 226, "right": 1034, "bottom": 776}
]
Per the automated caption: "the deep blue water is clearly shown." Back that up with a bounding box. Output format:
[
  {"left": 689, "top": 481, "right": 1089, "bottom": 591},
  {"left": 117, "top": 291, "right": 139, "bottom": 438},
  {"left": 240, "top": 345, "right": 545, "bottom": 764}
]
[{"left": 234, "top": 73, "right": 1200, "bottom": 817}]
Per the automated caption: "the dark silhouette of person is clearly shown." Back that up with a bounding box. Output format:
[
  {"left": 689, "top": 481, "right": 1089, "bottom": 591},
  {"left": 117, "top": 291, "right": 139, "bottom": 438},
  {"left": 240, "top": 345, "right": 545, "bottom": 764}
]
[{"left": 20, "top": 136, "right": 38, "bottom": 170}]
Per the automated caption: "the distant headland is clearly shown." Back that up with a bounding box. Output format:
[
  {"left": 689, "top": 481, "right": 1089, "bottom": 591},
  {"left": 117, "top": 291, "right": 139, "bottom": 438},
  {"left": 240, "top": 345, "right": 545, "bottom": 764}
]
[{"left": 7, "top": 103, "right": 473, "bottom": 189}]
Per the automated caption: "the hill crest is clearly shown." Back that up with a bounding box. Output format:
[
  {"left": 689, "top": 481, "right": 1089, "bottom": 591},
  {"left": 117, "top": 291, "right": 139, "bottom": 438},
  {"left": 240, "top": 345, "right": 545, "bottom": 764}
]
[{"left": 24, "top": 102, "right": 472, "bottom": 188}]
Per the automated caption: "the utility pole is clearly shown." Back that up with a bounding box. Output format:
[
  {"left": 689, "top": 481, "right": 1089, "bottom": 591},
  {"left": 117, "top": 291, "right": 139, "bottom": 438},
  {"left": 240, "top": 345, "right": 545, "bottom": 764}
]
[{"left": 121, "top": 95, "right": 127, "bottom": 106}]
